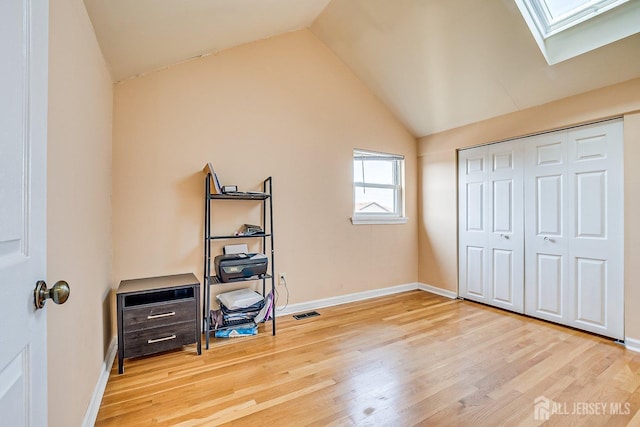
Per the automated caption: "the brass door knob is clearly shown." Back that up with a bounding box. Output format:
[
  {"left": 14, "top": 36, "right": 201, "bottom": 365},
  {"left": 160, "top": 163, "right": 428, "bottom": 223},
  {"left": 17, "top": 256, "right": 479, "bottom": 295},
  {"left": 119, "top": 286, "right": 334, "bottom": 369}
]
[{"left": 34, "top": 280, "right": 70, "bottom": 309}]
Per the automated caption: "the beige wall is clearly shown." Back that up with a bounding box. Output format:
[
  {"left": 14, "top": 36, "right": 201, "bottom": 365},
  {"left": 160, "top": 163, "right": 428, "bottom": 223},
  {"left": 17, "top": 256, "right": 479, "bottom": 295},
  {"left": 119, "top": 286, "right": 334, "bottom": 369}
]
[
  {"left": 624, "top": 112, "right": 640, "bottom": 342},
  {"left": 112, "top": 30, "right": 418, "bottom": 313},
  {"left": 47, "top": 0, "right": 113, "bottom": 425},
  {"left": 418, "top": 149, "right": 457, "bottom": 290},
  {"left": 417, "top": 77, "right": 640, "bottom": 340}
]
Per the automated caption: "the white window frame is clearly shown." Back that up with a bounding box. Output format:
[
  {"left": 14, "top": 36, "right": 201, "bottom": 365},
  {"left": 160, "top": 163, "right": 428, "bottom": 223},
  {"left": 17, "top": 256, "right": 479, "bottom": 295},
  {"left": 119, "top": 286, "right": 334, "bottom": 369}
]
[
  {"left": 514, "top": 0, "right": 640, "bottom": 64},
  {"left": 526, "top": 0, "right": 629, "bottom": 37},
  {"left": 351, "top": 149, "right": 407, "bottom": 225}
]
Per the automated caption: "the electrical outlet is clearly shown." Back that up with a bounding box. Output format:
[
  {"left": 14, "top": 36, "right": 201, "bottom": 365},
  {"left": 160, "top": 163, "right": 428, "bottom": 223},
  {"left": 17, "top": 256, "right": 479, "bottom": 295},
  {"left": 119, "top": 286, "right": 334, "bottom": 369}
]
[{"left": 278, "top": 273, "right": 286, "bottom": 286}]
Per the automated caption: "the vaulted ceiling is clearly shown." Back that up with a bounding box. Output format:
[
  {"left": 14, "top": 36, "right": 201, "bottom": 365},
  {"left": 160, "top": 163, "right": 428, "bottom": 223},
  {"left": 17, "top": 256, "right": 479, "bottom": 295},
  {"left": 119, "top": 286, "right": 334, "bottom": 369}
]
[{"left": 84, "top": 0, "right": 640, "bottom": 137}]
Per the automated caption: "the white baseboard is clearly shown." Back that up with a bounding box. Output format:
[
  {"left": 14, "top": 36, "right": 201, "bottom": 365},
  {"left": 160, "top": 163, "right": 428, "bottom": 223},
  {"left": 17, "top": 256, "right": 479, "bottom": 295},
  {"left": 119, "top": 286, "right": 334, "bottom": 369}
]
[
  {"left": 275, "top": 282, "right": 420, "bottom": 317},
  {"left": 418, "top": 282, "right": 458, "bottom": 299},
  {"left": 275, "top": 281, "right": 457, "bottom": 317},
  {"left": 625, "top": 337, "right": 640, "bottom": 353},
  {"left": 82, "top": 337, "right": 117, "bottom": 427}
]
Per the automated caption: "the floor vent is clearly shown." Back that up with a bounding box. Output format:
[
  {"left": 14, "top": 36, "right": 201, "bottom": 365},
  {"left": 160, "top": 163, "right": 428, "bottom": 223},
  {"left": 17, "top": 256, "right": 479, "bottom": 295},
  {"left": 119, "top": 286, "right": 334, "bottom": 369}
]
[{"left": 293, "top": 311, "right": 320, "bottom": 320}]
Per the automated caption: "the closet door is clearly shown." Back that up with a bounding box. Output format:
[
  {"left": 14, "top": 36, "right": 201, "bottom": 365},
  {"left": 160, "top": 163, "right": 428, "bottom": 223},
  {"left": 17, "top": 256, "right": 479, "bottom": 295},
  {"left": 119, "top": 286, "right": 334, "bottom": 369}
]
[
  {"left": 525, "top": 120, "right": 624, "bottom": 339},
  {"left": 523, "top": 132, "right": 570, "bottom": 324},
  {"left": 458, "top": 142, "right": 524, "bottom": 312}
]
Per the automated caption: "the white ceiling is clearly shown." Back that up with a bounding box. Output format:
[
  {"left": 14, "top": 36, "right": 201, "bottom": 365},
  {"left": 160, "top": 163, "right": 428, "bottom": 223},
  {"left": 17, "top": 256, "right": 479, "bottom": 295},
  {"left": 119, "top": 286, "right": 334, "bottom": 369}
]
[
  {"left": 83, "top": 0, "right": 332, "bottom": 81},
  {"left": 84, "top": 0, "right": 640, "bottom": 137},
  {"left": 311, "top": 0, "right": 640, "bottom": 136}
]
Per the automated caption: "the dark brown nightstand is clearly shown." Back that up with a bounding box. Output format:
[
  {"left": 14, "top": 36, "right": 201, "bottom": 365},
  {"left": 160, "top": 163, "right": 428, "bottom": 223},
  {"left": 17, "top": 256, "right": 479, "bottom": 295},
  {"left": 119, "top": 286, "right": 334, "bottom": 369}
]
[{"left": 116, "top": 273, "right": 201, "bottom": 374}]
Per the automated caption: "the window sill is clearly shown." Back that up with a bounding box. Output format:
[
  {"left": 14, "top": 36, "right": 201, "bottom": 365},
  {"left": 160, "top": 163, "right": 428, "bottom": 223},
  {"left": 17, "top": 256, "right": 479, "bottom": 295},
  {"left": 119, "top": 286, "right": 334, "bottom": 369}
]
[{"left": 351, "top": 216, "right": 408, "bottom": 225}]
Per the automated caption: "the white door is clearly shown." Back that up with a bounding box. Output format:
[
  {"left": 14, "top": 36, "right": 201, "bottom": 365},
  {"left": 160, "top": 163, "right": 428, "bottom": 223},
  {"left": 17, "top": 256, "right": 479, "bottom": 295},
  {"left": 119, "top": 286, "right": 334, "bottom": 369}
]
[
  {"left": 524, "top": 120, "right": 624, "bottom": 339},
  {"left": 458, "top": 141, "right": 525, "bottom": 312},
  {"left": 523, "top": 131, "right": 570, "bottom": 324},
  {"left": 0, "top": 0, "right": 49, "bottom": 425}
]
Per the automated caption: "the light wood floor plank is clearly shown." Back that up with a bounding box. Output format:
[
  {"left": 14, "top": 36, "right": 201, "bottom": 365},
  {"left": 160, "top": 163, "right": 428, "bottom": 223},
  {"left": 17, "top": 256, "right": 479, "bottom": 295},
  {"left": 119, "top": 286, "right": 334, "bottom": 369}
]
[{"left": 96, "top": 291, "right": 640, "bottom": 426}]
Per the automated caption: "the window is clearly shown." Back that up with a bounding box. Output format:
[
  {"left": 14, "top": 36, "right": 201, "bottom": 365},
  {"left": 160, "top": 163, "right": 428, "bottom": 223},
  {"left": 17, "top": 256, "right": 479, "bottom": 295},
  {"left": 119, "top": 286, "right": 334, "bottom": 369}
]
[
  {"left": 352, "top": 149, "right": 406, "bottom": 224},
  {"left": 514, "top": 0, "right": 640, "bottom": 64},
  {"left": 527, "top": 0, "right": 628, "bottom": 36}
]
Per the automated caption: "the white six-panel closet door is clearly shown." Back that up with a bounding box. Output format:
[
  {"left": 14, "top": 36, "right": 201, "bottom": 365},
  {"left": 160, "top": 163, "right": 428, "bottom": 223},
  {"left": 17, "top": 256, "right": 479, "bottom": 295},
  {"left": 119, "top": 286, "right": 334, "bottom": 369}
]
[
  {"left": 458, "top": 141, "right": 525, "bottom": 313},
  {"left": 458, "top": 119, "right": 623, "bottom": 339},
  {"left": 523, "top": 131, "right": 570, "bottom": 324},
  {"left": 524, "top": 120, "right": 624, "bottom": 339}
]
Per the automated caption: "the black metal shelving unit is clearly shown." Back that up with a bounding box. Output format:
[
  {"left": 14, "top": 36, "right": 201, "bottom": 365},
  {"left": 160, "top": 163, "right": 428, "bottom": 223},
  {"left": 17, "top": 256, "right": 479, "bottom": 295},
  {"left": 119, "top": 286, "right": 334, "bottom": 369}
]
[{"left": 203, "top": 175, "right": 276, "bottom": 349}]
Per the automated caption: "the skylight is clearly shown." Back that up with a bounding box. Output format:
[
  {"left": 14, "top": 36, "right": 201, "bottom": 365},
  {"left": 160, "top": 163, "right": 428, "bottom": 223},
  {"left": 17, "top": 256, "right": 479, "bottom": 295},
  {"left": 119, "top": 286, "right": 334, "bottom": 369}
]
[
  {"left": 515, "top": 0, "right": 640, "bottom": 64},
  {"left": 547, "top": 0, "right": 597, "bottom": 17},
  {"left": 532, "top": 0, "right": 629, "bottom": 36}
]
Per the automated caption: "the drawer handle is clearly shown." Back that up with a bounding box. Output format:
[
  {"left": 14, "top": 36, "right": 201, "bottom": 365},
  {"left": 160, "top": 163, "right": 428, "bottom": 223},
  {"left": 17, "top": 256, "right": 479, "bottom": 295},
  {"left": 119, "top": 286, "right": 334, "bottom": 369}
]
[
  {"left": 147, "top": 311, "right": 176, "bottom": 320},
  {"left": 147, "top": 334, "right": 176, "bottom": 344}
]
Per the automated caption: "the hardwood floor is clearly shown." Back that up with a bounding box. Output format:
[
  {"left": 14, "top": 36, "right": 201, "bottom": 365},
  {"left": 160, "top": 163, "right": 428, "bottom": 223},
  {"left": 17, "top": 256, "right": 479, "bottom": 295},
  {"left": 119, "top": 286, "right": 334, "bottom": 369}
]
[{"left": 95, "top": 291, "right": 640, "bottom": 426}]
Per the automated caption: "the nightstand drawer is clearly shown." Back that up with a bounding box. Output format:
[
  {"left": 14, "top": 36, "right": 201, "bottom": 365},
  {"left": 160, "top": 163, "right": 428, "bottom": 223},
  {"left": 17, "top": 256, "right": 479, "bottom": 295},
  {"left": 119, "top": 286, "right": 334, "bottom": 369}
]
[
  {"left": 123, "top": 321, "right": 197, "bottom": 359},
  {"left": 123, "top": 299, "right": 195, "bottom": 331}
]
